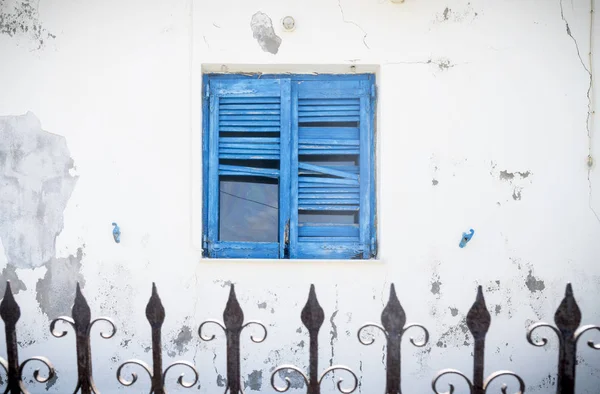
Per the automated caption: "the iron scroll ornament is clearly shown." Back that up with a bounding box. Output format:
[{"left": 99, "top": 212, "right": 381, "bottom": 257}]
[
  {"left": 117, "top": 283, "right": 199, "bottom": 393},
  {"left": 0, "top": 281, "right": 55, "bottom": 394},
  {"left": 198, "top": 284, "right": 267, "bottom": 394},
  {"left": 431, "top": 286, "right": 525, "bottom": 394},
  {"left": 526, "top": 283, "right": 600, "bottom": 394},
  {"left": 357, "top": 284, "right": 429, "bottom": 394},
  {"left": 271, "top": 285, "right": 359, "bottom": 394},
  {"left": 49, "top": 283, "right": 116, "bottom": 394}
]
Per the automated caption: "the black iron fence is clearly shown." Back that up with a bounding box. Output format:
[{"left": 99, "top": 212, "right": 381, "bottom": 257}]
[{"left": 0, "top": 280, "right": 598, "bottom": 394}]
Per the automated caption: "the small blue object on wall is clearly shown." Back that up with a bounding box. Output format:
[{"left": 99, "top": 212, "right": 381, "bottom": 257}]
[
  {"left": 112, "top": 222, "right": 121, "bottom": 243},
  {"left": 459, "top": 229, "right": 474, "bottom": 248}
]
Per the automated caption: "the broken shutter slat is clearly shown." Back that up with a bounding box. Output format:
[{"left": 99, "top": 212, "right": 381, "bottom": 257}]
[
  {"left": 298, "top": 163, "right": 358, "bottom": 180},
  {"left": 289, "top": 79, "right": 374, "bottom": 259}
]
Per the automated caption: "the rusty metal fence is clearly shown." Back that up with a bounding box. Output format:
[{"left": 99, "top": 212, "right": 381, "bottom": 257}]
[{"left": 0, "top": 280, "right": 598, "bottom": 394}]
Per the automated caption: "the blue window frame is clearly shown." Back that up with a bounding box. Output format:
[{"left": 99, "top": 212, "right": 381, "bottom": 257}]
[{"left": 202, "top": 74, "right": 376, "bottom": 259}]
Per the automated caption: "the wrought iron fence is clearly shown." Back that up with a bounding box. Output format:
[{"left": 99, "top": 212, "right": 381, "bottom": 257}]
[{"left": 0, "top": 279, "right": 598, "bottom": 394}]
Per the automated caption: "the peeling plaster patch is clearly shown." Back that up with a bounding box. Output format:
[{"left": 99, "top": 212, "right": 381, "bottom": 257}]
[
  {"left": 35, "top": 248, "right": 85, "bottom": 319},
  {"left": 437, "top": 59, "right": 453, "bottom": 70},
  {"left": 213, "top": 279, "right": 233, "bottom": 288},
  {"left": 436, "top": 317, "right": 470, "bottom": 348},
  {"left": 434, "top": 3, "right": 478, "bottom": 23},
  {"left": 525, "top": 270, "right": 545, "bottom": 293},
  {"left": 217, "top": 374, "right": 227, "bottom": 387},
  {"left": 512, "top": 188, "right": 522, "bottom": 201},
  {"left": 449, "top": 307, "right": 459, "bottom": 317},
  {"left": 245, "top": 370, "right": 263, "bottom": 391},
  {"left": 0, "top": 112, "right": 78, "bottom": 269},
  {"left": 492, "top": 166, "right": 532, "bottom": 201},
  {"left": 430, "top": 276, "right": 442, "bottom": 295},
  {"left": 498, "top": 170, "right": 532, "bottom": 182},
  {"left": 250, "top": 12, "right": 281, "bottom": 54},
  {"left": 257, "top": 301, "right": 267, "bottom": 309},
  {"left": 0, "top": 0, "right": 55, "bottom": 48},
  {"left": 169, "top": 324, "right": 193, "bottom": 355},
  {"left": 432, "top": 179, "right": 439, "bottom": 186},
  {"left": 499, "top": 170, "right": 515, "bottom": 181},
  {"left": 0, "top": 264, "right": 26, "bottom": 294},
  {"left": 494, "top": 304, "right": 502, "bottom": 315}
]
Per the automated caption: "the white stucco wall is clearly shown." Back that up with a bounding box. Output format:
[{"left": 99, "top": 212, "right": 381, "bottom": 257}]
[{"left": 0, "top": 0, "right": 599, "bottom": 392}]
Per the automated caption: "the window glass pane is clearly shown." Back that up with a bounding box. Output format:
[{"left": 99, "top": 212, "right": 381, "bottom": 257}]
[{"left": 219, "top": 176, "right": 279, "bottom": 242}]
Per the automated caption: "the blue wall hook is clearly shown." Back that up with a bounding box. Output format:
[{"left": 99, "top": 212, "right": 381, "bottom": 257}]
[
  {"left": 459, "top": 229, "right": 474, "bottom": 248},
  {"left": 112, "top": 222, "right": 121, "bottom": 243}
]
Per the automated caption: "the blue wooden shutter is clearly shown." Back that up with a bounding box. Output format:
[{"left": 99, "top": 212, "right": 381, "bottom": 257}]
[
  {"left": 206, "top": 78, "right": 291, "bottom": 258},
  {"left": 289, "top": 78, "right": 375, "bottom": 259}
]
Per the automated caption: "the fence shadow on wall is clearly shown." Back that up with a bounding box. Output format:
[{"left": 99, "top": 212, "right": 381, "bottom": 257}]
[{"left": 0, "top": 280, "right": 598, "bottom": 394}]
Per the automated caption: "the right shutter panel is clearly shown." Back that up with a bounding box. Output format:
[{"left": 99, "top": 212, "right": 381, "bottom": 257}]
[{"left": 290, "top": 79, "right": 373, "bottom": 259}]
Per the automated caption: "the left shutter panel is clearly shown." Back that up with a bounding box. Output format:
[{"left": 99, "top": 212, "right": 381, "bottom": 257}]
[{"left": 206, "top": 78, "right": 291, "bottom": 258}]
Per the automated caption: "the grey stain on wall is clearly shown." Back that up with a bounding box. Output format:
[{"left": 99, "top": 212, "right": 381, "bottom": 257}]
[
  {"left": 35, "top": 248, "right": 85, "bottom": 319},
  {"left": 250, "top": 12, "right": 281, "bottom": 54},
  {"left": 0, "top": 112, "right": 78, "bottom": 270},
  {"left": 0, "top": 0, "right": 55, "bottom": 48},
  {"left": 245, "top": 370, "right": 263, "bottom": 391},
  {"left": 170, "top": 325, "right": 193, "bottom": 356},
  {"left": 525, "top": 270, "right": 545, "bottom": 293},
  {"left": 0, "top": 264, "right": 26, "bottom": 294}
]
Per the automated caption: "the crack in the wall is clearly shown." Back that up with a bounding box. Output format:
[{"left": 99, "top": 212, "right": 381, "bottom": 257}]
[
  {"left": 386, "top": 58, "right": 456, "bottom": 71},
  {"left": 337, "top": 0, "right": 370, "bottom": 49},
  {"left": 560, "top": 0, "right": 599, "bottom": 224}
]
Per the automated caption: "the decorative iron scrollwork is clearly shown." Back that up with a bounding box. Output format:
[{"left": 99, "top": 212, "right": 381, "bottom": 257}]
[
  {"left": 527, "top": 283, "right": 599, "bottom": 394},
  {"left": 0, "top": 281, "right": 56, "bottom": 394},
  {"left": 271, "top": 285, "right": 358, "bottom": 394},
  {"left": 117, "top": 283, "right": 198, "bottom": 394},
  {"left": 432, "top": 286, "right": 524, "bottom": 394},
  {"left": 199, "top": 284, "right": 266, "bottom": 394},
  {"left": 49, "top": 283, "right": 114, "bottom": 394},
  {"left": 358, "top": 284, "right": 429, "bottom": 394}
]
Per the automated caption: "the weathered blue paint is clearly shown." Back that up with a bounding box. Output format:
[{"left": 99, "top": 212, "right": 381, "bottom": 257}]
[
  {"left": 279, "top": 79, "right": 292, "bottom": 259},
  {"left": 459, "top": 229, "right": 475, "bottom": 248},
  {"left": 111, "top": 222, "right": 121, "bottom": 243},
  {"left": 202, "top": 74, "right": 377, "bottom": 259}
]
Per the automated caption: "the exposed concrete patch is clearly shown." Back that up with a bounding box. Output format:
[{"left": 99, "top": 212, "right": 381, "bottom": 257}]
[
  {"left": 244, "top": 370, "right": 263, "bottom": 391},
  {"left": 434, "top": 4, "right": 478, "bottom": 24},
  {"left": 169, "top": 325, "right": 193, "bottom": 356},
  {"left": 491, "top": 164, "right": 532, "bottom": 201},
  {"left": 0, "top": 264, "right": 26, "bottom": 294},
  {"left": 213, "top": 279, "right": 233, "bottom": 288},
  {"left": 512, "top": 188, "right": 522, "bottom": 201},
  {"left": 436, "top": 316, "right": 470, "bottom": 348},
  {"left": 525, "top": 270, "right": 545, "bottom": 293},
  {"left": 0, "top": 0, "right": 55, "bottom": 48},
  {"left": 250, "top": 12, "right": 281, "bottom": 54},
  {"left": 430, "top": 273, "right": 442, "bottom": 296},
  {"left": 35, "top": 247, "right": 85, "bottom": 319},
  {"left": 0, "top": 112, "right": 78, "bottom": 269},
  {"left": 436, "top": 59, "right": 453, "bottom": 70}
]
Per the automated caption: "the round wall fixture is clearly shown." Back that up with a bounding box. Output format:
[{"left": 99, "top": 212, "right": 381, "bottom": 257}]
[{"left": 282, "top": 16, "right": 296, "bottom": 31}]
